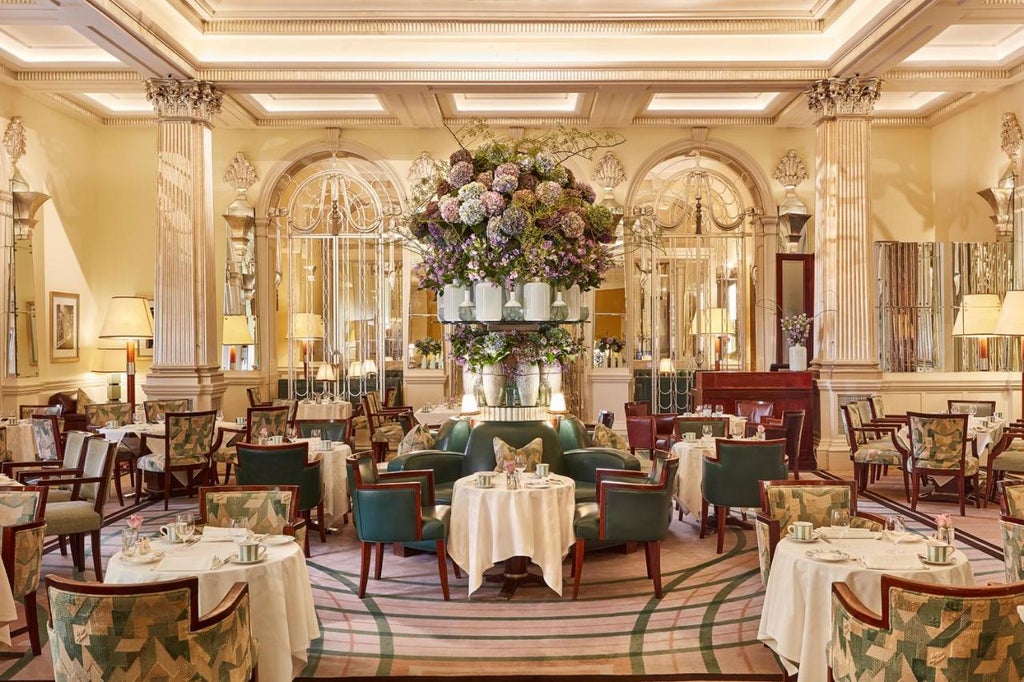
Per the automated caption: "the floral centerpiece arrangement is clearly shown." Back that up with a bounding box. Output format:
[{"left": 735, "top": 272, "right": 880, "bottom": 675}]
[
  {"left": 780, "top": 313, "right": 811, "bottom": 347},
  {"left": 597, "top": 336, "right": 625, "bottom": 354},
  {"left": 414, "top": 337, "right": 442, "bottom": 357},
  {"left": 934, "top": 513, "right": 955, "bottom": 545}
]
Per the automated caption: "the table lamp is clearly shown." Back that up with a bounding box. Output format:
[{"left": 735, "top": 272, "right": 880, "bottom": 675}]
[
  {"left": 690, "top": 307, "right": 733, "bottom": 371},
  {"left": 658, "top": 358, "right": 675, "bottom": 374},
  {"left": 99, "top": 296, "right": 154, "bottom": 411},
  {"left": 994, "top": 290, "right": 1024, "bottom": 421},
  {"left": 290, "top": 313, "right": 324, "bottom": 388},
  {"left": 952, "top": 293, "right": 1000, "bottom": 371},
  {"left": 460, "top": 392, "right": 480, "bottom": 416},
  {"left": 222, "top": 314, "right": 254, "bottom": 370},
  {"left": 93, "top": 342, "right": 126, "bottom": 401}
]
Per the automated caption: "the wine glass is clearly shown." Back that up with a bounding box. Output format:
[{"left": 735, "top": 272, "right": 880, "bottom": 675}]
[
  {"left": 729, "top": 420, "right": 744, "bottom": 440},
  {"left": 885, "top": 514, "right": 906, "bottom": 544},
  {"left": 701, "top": 424, "right": 713, "bottom": 441},
  {"left": 310, "top": 428, "right": 322, "bottom": 442},
  {"left": 176, "top": 512, "right": 195, "bottom": 543},
  {"left": 514, "top": 454, "right": 527, "bottom": 478},
  {"left": 831, "top": 509, "right": 851, "bottom": 540},
  {"left": 230, "top": 517, "right": 250, "bottom": 541}
]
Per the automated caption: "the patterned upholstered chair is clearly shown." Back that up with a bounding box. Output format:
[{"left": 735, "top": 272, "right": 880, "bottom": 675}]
[
  {"left": 46, "top": 574, "right": 257, "bottom": 681},
  {"left": 143, "top": 398, "right": 192, "bottom": 423},
  {"left": 83, "top": 402, "right": 137, "bottom": 505},
  {"left": 1000, "top": 514, "right": 1024, "bottom": 583},
  {"left": 867, "top": 394, "right": 905, "bottom": 424},
  {"left": 839, "top": 403, "right": 908, "bottom": 499},
  {"left": 19, "top": 405, "right": 59, "bottom": 420},
  {"left": 346, "top": 450, "right": 456, "bottom": 600},
  {"left": 246, "top": 386, "right": 265, "bottom": 407},
  {"left": 212, "top": 405, "right": 291, "bottom": 486},
  {"left": 361, "top": 392, "right": 414, "bottom": 454},
  {"left": 270, "top": 398, "right": 298, "bottom": 424},
  {"left": 30, "top": 415, "right": 63, "bottom": 462},
  {"left": 0, "top": 485, "right": 47, "bottom": 655},
  {"left": 828, "top": 576, "right": 1024, "bottom": 681},
  {"left": 38, "top": 437, "right": 115, "bottom": 579},
  {"left": 947, "top": 399, "right": 997, "bottom": 417},
  {"left": 571, "top": 456, "right": 679, "bottom": 599},
  {"left": 199, "top": 484, "right": 305, "bottom": 550},
  {"left": 1001, "top": 480, "right": 1024, "bottom": 517},
  {"left": 5, "top": 429, "right": 88, "bottom": 498},
  {"left": 136, "top": 410, "right": 216, "bottom": 510},
  {"left": 985, "top": 425, "right": 1024, "bottom": 508},
  {"left": 82, "top": 401, "right": 132, "bottom": 428},
  {"left": 907, "top": 411, "right": 979, "bottom": 516},
  {"left": 754, "top": 479, "right": 884, "bottom": 585}
]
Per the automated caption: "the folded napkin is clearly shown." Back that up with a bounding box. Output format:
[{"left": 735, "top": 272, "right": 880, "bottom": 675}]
[
  {"left": 157, "top": 555, "right": 213, "bottom": 572},
  {"left": 201, "top": 526, "right": 241, "bottom": 541},
  {"left": 858, "top": 552, "right": 923, "bottom": 570},
  {"left": 817, "top": 527, "right": 879, "bottom": 540}
]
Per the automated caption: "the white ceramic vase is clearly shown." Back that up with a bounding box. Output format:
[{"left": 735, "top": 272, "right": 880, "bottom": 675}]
[
  {"left": 481, "top": 364, "right": 506, "bottom": 407},
  {"left": 523, "top": 281, "right": 552, "bottom": 321},
  {"left": 563, "top": 284, "right": 581, "bottom": 321},
  {"left": 515, "top": 362, "right": 541, "bottom": 407},
  {"left": 474, "top": 282, "right": 503, "bottom": 322},
  {"left": 789, "top": 344, "right": 807, "bottom": 371},
  {"left": 442, "top": 284, "right": 466, "bottom": 322}
]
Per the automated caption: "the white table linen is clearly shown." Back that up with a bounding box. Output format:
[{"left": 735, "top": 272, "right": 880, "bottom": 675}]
[
  {"left": 669, "top": 440, "right": 715, "bottom": 521},
  {"left": 106, "top": 537, "right": 319, "bottom": 681},
  {"left": 758, "top": 535, "right": 975, "bottom": 682},
  {"left": 293, "top": 438, "right": 351, "bottom": 524},
  {"left": 0, "top": 558, "right": 16, "bottom": 645},
  {"left": 448, "top": 473, "right": 575, "bottom": 596},
  {"left": 413, "top": 406, "right": 461, "bottom": 425},
  {"left": 296, "top": 400, "right": 352, "bottom": 421}
]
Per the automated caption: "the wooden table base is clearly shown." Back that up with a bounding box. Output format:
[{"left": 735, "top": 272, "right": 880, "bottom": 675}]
[{"left": 482, "top": 556, "right": 550, "bottom": 600}]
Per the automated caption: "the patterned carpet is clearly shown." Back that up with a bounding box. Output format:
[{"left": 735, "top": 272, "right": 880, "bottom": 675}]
[{"left": 0, "top": 471, "right": 1007, "bottom": 681}]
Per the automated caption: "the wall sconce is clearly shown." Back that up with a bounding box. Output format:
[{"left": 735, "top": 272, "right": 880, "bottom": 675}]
[
  {"left": 773, "top": 149, "right": 811, "bottom": 253},
  {"left": 221, "top": 314, "right": 254, "bottom": 370},
  {"left": 4, "top": 116, "right": 51, "bottom": 241},
  {"left": 951, "top": 293, "right": 1000, "bottom": 370}
]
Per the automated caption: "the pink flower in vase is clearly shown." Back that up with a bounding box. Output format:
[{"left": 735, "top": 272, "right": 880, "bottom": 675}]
[
  {"left": 126, "top": 513, "right": 144, "bottom": 530},
  {"left": 934, "top": 513, "right": 953, "bottom": 529},
  {"left": 504, "top": 461, "right": 516, "bottom": 475}
]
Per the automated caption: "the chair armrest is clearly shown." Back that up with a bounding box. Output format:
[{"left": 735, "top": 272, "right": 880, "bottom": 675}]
[
  {"left": 853, "top": 511, "right": 886, "bottom": 530},
  {"left": 3, "top": 460, "right": 60, "bottom": 476},
  {"left": 15, "top": 467, "right": 80, "bottom": 483},
  {"left": 212, "top": 425, "right": 245, "bottom": 452},
  {"left": 379, "top": 469, "right": 436, "bottom": 506},
  {"left": 34, "top": 475, "right": 103, "bottom": 487},
  {"left": 594, "top": 467, "right": 648, "bottom": 488}
]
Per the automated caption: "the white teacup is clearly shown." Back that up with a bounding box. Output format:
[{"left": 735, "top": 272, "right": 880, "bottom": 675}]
[
  {"left": 787, "top": 521, "right": 814, "bottom": 541},
  {"left": 105, "top": 420, "right": 119, "bottom": 429},
  {"left": 268, "top": 435, "right": 284, "bottom": 444},
  {"left": 235, "top": 417, "right": 246, "bottom": 425},
  {"left": 236, "top": 540, "right": 266, "bottom": 563},
  {"left": 682, "top": 432, "right": 697, "bottom": 442},
  {"left": 535, "top": 463, "right": 550, "bottom": 479},
  {"left": 926, "top": 542, "right": 953, "bottom": 563},
  {"left": 159, "top": 524, "right": 181, "bottom": 543},
  {"left": 476, "top": 472, "right": 494, "bottom": 488}
]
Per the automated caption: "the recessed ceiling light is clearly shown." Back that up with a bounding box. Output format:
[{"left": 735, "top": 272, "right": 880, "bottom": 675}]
[
  {"left": 82, "top": 93, "right": 153, "bottom": 113},
  {"left": 905, "top": 24, "right": 1024, "bottom": 63},
  {"left": 451, "top": 93, "right": 581, "bottom": 113},
  {"left": 250, "top": 93, "right": 385, "bottom": 113},
  {"left": 0, "top": 25, "right": 120, "bottom": 64},
  {"left": 647, "top": 93, "right": 781, "bottom": 112}
]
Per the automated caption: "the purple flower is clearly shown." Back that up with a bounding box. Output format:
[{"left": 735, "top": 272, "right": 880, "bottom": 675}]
[
  {"left": 448, "top": 161, "right": 474, "bottom": 188},
  {"left": 492, "top": 174, "right": 518, "bottom": 194},
  {"left": 439, "top": 197, "right": 460, "bottom": 223},
  {"left": 561, "top": 212, "right": 585, "bottom": 238},
  {"left": 574, "top": 181, "right": 597, "bottom": 204},
  {"left": 450, "top": 149, "right": 472, "bottom": 166},
  {"left": 534, "top": 152, "right": 556, "bottom": 175},
  {"left": 458, "top": 199, "right": 486, "bottom": 226},
  {"left": 536, "top": 181, "right": 563, "bottom": 206},
  {"left": 480, "top": 191, "right": 506, "bottom": 217},
  {"left": 495, "top": 163, "right": 520, "bottom": 178},
  {"left": 500, "top": 206, "right": 529, "bottom": 235},
  {"left": 457, "top": 181, "right": 486, "bottom": 202},
  {"left": 476, "top": 171, "right": 494, "bottom": 187}
]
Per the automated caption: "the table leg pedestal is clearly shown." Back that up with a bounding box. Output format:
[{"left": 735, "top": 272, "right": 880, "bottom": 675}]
[{"left": 483, "top": 556, "right": 548, "bottom": 600}]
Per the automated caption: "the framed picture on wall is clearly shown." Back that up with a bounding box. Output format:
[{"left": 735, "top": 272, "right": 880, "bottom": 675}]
[
  {"left": 138, "top": 298, "right": 154, "bottom": 357},
  {"left": 49, "top": 291, "right": 79, "bottom": 363}
]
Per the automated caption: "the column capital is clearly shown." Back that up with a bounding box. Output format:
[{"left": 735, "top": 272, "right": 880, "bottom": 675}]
[
  {"left": 145, "top": 78, "right": 223, "bottom": 122},
  {"left": 805, "top": 76, "right": 882, "bottom": 118}
]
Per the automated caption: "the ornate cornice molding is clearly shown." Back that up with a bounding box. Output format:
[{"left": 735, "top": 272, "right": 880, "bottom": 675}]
[
  {"left": 443, "top": 115, "right": 588, "bottom": 127},
  {"left": 254, "top": 116, "right": 400, "bottom": 127},
  {"left": 14, "top": 69, "right": 140, "bottom": 84},
  {"left": 224, "top": 152, "right": 257, "bottom": 191},
  {"left": 772, "top": 150, "right": 807, "bottom": 188},
  {"left": 632, "top": 115, "right": 775, "bottom": 127},
  {"left": 805, "top": 75, "right": 882, "bottom": 117},
  {"left": 145, "top": 78, "right": 224, "bottom": 122}
]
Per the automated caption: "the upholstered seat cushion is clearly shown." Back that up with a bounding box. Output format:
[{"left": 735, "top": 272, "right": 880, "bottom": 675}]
[
  {"left": 138, "top": 453, "right": 206, "bottom": 472},
  {"left": 917, "top": 455, "right": 980, "bottom": 476},
  {"left": 572, "top": 502, "right": 601, "bottom": 540},
  {"left": 993, "top": 448, "right": 1024, "bottom": 472},
  {"left": 852, "top": 437, "right": 903, "bottom": 466},
  {"left": 433, "top": 482, "right": 454, "bottom": 505},
  {"left": 43, "top": 501, "right": 101, "bottom": 535},
  {"left": 573, "top": 481, "right": 596, "bottom": 503}
]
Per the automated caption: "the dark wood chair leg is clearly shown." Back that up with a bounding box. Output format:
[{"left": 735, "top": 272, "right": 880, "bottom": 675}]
[
  {"left": 164, "top": 471, "right": 172, "bottom": 511},
  {"left": 58, "top": 536, "right": 67, "bottom": 556},
  {"left": 91, "top": 530, "right": 103, "bottom": 580},
  {"left": 911, "top": 470, "right": 920, "bottom": 511},
  {"left": 450, "top": 557, "right": 462, "bottom": 579},
  {"left": 113, "top": 465, "right": 124, "bottom": 506},
  {"left": 715, "top": 505, "right": 727, "bottom": 554},
  {"left": 24, "top": 590, "right": 40, "bottom": 656},
  {"left": 572, "top": 540, "right": 585, "bottom": 600},
  {"left": 699, "top": 498, "right": 709, "bottom": 539},
  {"left": 374, "top": 542, "right": 385, "bottom": 580},
  {"left": 317, "top": 503, "right": 327, "bottom": 543},
  {"left": 436, "top": 540, "right": 450, "bottom": 601},
  {"left": 958, "top": 474, "right": 966, "bottom": 516},
  {"left": 358, "top": 541, "right": 371, "bottom": 598},
  {"left": 646, "top": 540, "right": 663, "bottom": 598},
  {"left": 134, "top": 467, "right": 144, "bottom": 504}
]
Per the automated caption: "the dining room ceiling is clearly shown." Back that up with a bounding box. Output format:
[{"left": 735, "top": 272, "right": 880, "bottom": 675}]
[{"left": 1, "top": 0, "right": 1023, "bottom": 128}]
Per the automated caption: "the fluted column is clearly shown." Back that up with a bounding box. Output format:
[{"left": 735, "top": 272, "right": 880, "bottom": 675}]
[
  {"left": 141, "top": 79, "right": 226, "bottom": 409},
  {"left": 806, "top": 75, "right": 883, "bottom": 467}
]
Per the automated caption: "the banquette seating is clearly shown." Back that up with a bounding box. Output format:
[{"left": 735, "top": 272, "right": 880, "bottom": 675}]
[{"left": 387, "top": 419, "right": 640, "bottom": 504}]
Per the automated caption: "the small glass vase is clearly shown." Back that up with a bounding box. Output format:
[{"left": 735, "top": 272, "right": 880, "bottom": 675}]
[
  {"left": 122, "top": 528, "right": 139, "bottom": 557},
  {"left": 550, "top": 290, "right": 569, "bottom": 322},
  {"left": 503, "top": 287, "right": 524, "bottom": 322},
  {"left": 937, "top": 526, "right": 955, "bottom": 546},
  {"left": 458, "top": 288, "right": 476, "bottom": 322}
]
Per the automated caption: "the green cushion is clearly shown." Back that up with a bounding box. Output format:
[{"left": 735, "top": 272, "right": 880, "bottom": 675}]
[{"left": 573, "top": 481, "right": 596, "bottom": 503}]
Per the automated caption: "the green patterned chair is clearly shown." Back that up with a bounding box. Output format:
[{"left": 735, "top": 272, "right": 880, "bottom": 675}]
[
  {"left": 84, "top": 402, "right": 138, "bottom": 504},
  {"left": 212, "top": 404, "right": 290, "bottom": 486},
  {"left": 46, "top": 574, "right": 257, "bottom": 681},
  {"left": 908, "top": 411, "right": 979, "bottom": 516},
  {"left": 829, "top": 575, "right": 1024, "bottom": 681},
  {"left": 1001, "top": 514, "right": 1024, "bottom": 583},
  {"left": 142, "top": 398, "right": 192, "bottom": 423},
  {"left": 986, "top": 426, "right": 1024, "bottom": 508},
  {"left": 0, "top": 485, "right": 47, "bottom": 655},
  {"left": 754, "top": 479, "right": 885, "bottom": 586},
  {"left": 38, "top": 437, "right": 115, "bottom": 579},
  {"left": 82, "top": 401, "right": 132, "bottom": 428},
  {"left": 1001, "top": 480, "right": 1024, "bottom": 517},
  {"left": 346, "top": 450, "right": 457, "bottom": 600},
  {"left": 571, "top": 456, "right": 679, "bottom": 599},
  {"left": 840, "top": 403, "right": 909, "bottom": 499},
  {"left": 29, "top": 415, "right": 63, "bottom": 462},
  {"left": 136, "top": 410, "right": 216, "bottom": 510},
  {"left": 199, "top": 484, "right": 305, "bottom": 550}
]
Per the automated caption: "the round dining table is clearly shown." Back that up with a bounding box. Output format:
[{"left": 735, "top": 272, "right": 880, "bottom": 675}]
[{"left": 106, "top": 535, "right": 319, "bottom": 681}]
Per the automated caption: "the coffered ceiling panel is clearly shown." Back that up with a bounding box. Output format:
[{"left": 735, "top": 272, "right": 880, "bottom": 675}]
[{"left": 0, "top": 0, "right": 1021, "bottom": 128}]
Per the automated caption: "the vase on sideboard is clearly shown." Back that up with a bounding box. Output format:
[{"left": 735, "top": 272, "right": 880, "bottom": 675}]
[{"left": 789, "top": 344, "right": 807, "bottom": 371}]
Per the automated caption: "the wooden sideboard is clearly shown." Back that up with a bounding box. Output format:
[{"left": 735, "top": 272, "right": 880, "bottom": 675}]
[{"left": 694, "top": 370, "right": 818, "bottom": 472}]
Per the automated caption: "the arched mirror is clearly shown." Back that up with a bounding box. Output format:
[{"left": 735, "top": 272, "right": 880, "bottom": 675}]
[{"left": 222, "top": 153, "right": 258, "bottom": 371}]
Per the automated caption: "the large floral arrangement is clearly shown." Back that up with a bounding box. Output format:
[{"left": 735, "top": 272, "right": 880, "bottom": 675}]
[
  {"left": 407, "top": 121, "right": 623, "bottom": 293},
  {"left": 780, "top": 313, "right": 811, "bottom": 347}
]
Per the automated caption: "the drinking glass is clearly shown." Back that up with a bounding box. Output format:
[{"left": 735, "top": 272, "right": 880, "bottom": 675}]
[
  {"left": 121, "top": 528, "right": 139, "bottom": 557},
  {"left": 230, "top": 517, "right": 250, "bottom": 541},
  {"left": 830, "top": 510, "right": 851, "bottom": 540},
  {"left": 701, "top": 424, "right": 713, "bottom": 440},
  {"left": 885, "top": 514, "right": 906, "bottom": 544},
  {"left": 729, "top": 420, "right": 743, "bottom": 439},
  {"left": 311, "top": 428, "right": 322, "bottom": 441},
  {"left": 176, "top": 512, "right": 195, "bottom": 543},
  {"left": 216, "top": 409, "right": 224, "bottom": 422},
  {"left": 514, "top": 454, "right": 527, "bottom": 477},
  {"left": 714, "top": 404, "right": 724, "bottom": 416}
]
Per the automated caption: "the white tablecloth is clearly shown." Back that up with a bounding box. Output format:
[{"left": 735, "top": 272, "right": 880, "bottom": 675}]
[
  {"left": 670, "top": 440, "right": 715, "bottom": 522},
  {"left": 294, "top": 438, "right": 351, "bottom": 524},
  {"left": 5, "top": 423, "right": 36, "bottom": 462},
  {"left": 413, "top": 406, "right": 461, "bottom": 425},
  {"left": 758, "top": 535, "right": 975, "bottom": 682},
  {"left": 296, "top": 400, "right": 352, "bottom": 421},
  {"left": 448, "top": 473, "right": 575, "bottom": 596},
  {"left": 106, "top": 538, "right": 319, "bottom": 681},
  {"left": 0, "top": 558, "right": 16, "bottom": 645}
]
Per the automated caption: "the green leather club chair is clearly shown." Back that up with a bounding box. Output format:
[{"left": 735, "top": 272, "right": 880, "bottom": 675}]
[
  {"left": 570, "top": 455, "right": 679, "bottom": 599},
  {"left": 346, "top": 451, "right": 459, "bottom": 600},
  {"left": 701, "top": 438, "right": 788, "bottom": 554},
  {"left": 432, "top": 417, "right": 472, "bottom": 453},
  {"left": 296, "top": 418, "right": 353, "bottom": 447}
]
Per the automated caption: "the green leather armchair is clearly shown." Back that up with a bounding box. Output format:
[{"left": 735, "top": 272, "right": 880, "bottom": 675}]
[
  {"left": 701, "top": 438, "right": 788, "bottom": 554},
  {"left": 387, "top": 450, "right": 464, "bottom": 504},
  {"left": 235, "top": 441, "right": 326, "bottom": 554},
  {"left": 346, "top": 451, "right": 459, "bottom": 600},
  {"left": 433, "top": 418, "right": 472, "bottom": 453},
  {"left": 296, "top": 419, "right": 353, "bottom": 448},
  {"left": 570, "top": 455, "right": 679, "bottom": 599}
]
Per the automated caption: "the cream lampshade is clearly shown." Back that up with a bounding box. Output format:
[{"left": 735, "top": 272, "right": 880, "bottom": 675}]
[
  {"left": 314, "top": 363, "right": 336, "bottom": 381},
  {"left": 222, "top": 314, "right": 254, "bottom": 370},
  {"left": 548, "top": 392, "right": 568, "bottom": 414},
  {"left": 995, "top": 290, "right": 1024, "bottom": 421},
  {"left": 98, "top": 296, "right": 154, "bottom": 410},
  {"left": 952, "top": 294, "right": 1000, "bottom": 371},
  {"left": 658, "top": 358, "right": 675, "bottom": 374},
  {"left": 690, "top": 307, "right": 733, "bottom": 370},
  {"left": 362, "top": 359, "right": 378, "bottom": 375},
  {"left": 460, "top": 392, "right": 480, "bottom": 416},
  {"left": 289, "top": 313, "right": 324, "bottom": 387},
  {"left": 348, "top": 360, "right": 364, "bottom": 378}
]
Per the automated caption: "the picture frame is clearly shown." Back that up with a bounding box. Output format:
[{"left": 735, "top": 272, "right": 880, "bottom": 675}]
[
  {"left": 49, "top": 291, "right": 79, "bottom": 363},
  {"left": 138, "top": 298, "right": 154, "bottom": 357}
]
